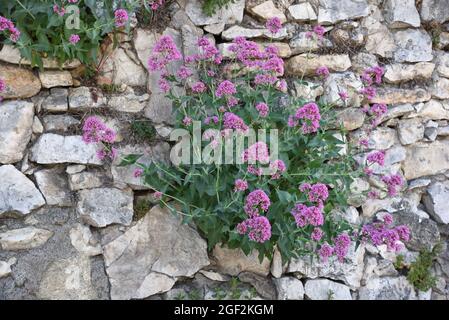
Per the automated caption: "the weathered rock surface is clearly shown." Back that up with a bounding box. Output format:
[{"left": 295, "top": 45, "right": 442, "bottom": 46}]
[
  {"left": 0, "top": 227, "right": 53, "bottom": 251},
  {"left": 30, "top": 134, "right": 102, "bottom": 165},
  {"left": 423, "top": 181, "right": 449, "bottom": 224},
  {"left": 286, "top": 54, "right": 351, "bottom": 76},
  {"left": 68, "top": 86, "right": 106, "bottom": 111},
  {"left": 221, "top": 25, "right": 287, "bottom": 40},
  {"left": 393, "top": 29, "right": 433, "bottom": 63},
  {"left": 42, "top": 114, "right": 80, "bottom": 132},
  {"left": 305, "top": 279, "right": 352, "bottom": 300},
  {"left": 358, "top": 276, "right": 417, "bottom": 300},
  {"left": 318, "top": 0, "right": 370, "bottom": 24},
  {"left": 69, "top": 224, "right": 102, "bottom": 257},
  {"left": 185, "top": 0, "right": 245, "bottom": 26},
  {"left": 288, "top": 3, "right": 317, "bottom": 21},
  {"left": 34, "top": 168, "right": 72, "bottom": 207},
  {"left": 323, "top": 72, "right": 363, "bottom": 107},
  {"left": 398, "top": 118, "right": 425, "bottom": 145},
  {"left": 395, "top": 211, "right": 441, "bottom": 251},
  {"left": 38, "top": 70, "right": 73, "bottom": 88},
  {"left": 103, "top": 205, "right": 209, "bottom": 299},
  {"left": 250, "top": 1, "right": 287, "bottom": 23},
  {"left": 274, "top": 277, "right": 304, "bottom": 300},
  {"left": 77, "top": 188, "right": 134, "bottom": 227},
  {"left": 420, "top": 0, "right": 449, "bottom": 23},
  {"left": 212, "top": 245, "right": 271, "bottom": 276},
  {"left": 403, "top": 141, "right": 449, "bottom": 179},
  {"left": 384, "top": 63, "right": 435, "bottom": 83},
  {"left": 362, "top": 8, "right": 396, "bottom": 57},
  {"left": 0, "top": 64, "right": 41, "bottom": 99},
  {"left": 383, "top": 0, "right": 420, "bottom": 28},
  {"left": 107, "top": 90, "right": 149, "bottom": 113},
  {"left": 371, "top": 87, "right": 431, "bottom": 105},
  {"left": 0, "top": 101, "right": 34, "bottom": 164},
  {"left": 0, "top": 165, "right": 45, "bottom": 217},
  {"left": 42, "top": 88, "right": 69, "bottom": 112}
]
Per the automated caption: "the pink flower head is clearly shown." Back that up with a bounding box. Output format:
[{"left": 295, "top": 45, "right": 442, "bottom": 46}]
[
  {"left": 134, "top": 168, "right": 144, "bottom": 178},
  {"left": 148, "top": 35, "right": 182, "bottom": 72},
  {"left": 255, "top": 102, "right": 269, "bottom": 117},
  {"left": 182, "top": 116, "right": 192, "bottom": 126},
  {"left": 316, "top": 66, "right": 329, "bottom": 78},
  {"left": 204, "top": 116, "right": 219, "bottom": 125},
  {"left": 334, "top": 233, "right": 351, "bottom": 262},
  {"left": 234, "top": 179, "right": 248, "bottom": 192},
  {"left": 266, "top": 17, "right": 282, "bottom": 34},
  {"left": 82, "top": 116, "right": 116, "bottom": 144},
  {"left": 53, "top": 4, "right": 65, "bottom": 16},
  {"left": 177, "top": 66, "right": 192, "bottom": 80},
  {"left": 313, "top": 25, "right": 326, "bottom": 38},
  {"left": 294, "top": 102, "right": 321, "bottom": 134},
  {"left": 360, "top": 86, "right": 376, "bottom": 100},
  {"left": 269, "top": 159, "right": 286, "bottom": 179},
  {"left": 382, "top": 213, "right": 394, "bottom": 225},
  {"left": 0, "top": 16, "right": 20, "bottom": 42},
  {"left": 114, "top": 9, "right": 129, "bottom": 27},
  {"left": 308, "top": 183, "right": 329, "bottom": 204},
  {"left": 0, "top": 78, "right": 5, "bottom": 92},
  {"left": 69, "top": 34, "right": 80, "bottom": 44},
  {"left": 370, "top": 103, "right": 388, "bottom": 117},
  {"left": 318, "top": 243, "right": 334, "bottom": 263},
  {"left": 338, "top": 91, "right": 349, "bottom": 101},
  {"left": 158, "top": 78, "right": 170, "bottom": 93},
  {"left": 291, "top": 203, "right": 324, "bottom": 227},
  {"left": 223, "top": 112, "right": 248, "bottom": 132},
  {"left": 191, "top": 81, "right": 207, "bottom": 93},
  {"left": 154, "top": 191, "right": 163, "bottom": 200},
  {"left": 244, "top": 189, "right": 271, "bottom": 218},
  {"left": 311, "top": 228, "right": 324, "bottom": 241},
  {"left": 362, "top": 66, "right": 384, "bottom": 85},
  {"left": 276, "top": 79, "right": 288, "bottom": 92},
  {"left": 237, "top": 216, "right": 272, "bottom": 243},
  {"left": 381, "top": 174, "right": 403, "bottom": 196},
  {"left": 215, "top": 80, "right": 236, "bottom": 98},
  {"left": 367, "top": 150, "right": 385, "bottom": 166},
  {"left": 242, "top": 142, "right": 270, "bottom": 164}
]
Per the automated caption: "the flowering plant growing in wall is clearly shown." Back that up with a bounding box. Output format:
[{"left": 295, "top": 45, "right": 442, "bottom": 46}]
[
  {"left": 0, "top": 0, "right": 139, "bottom": 68},
  {"left": 120, "top": 18, "right": 410, "bottom": 262}
]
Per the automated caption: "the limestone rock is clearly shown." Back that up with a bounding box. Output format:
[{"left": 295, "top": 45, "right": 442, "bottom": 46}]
[
  {"left": 38, "top": 70, "right": 73, "bottom": 88},
  {"left": 42, "top": 88, "right": 69, "bottom": 112},
  {"left": 274, "top": 277, "right": 304, "bottom": 300},
  {"left": 397, "top": 118, "right": 424, "bottom": 145},
  {"left": 212, "top": 245, "right": 271, "bottom": 276},
  {"left": 69, "top": 86, "right": 106, "bottom": 111},
  {"left": 286, "top": 54, "right": 351, "bottom": 76},
  {"left": 250, "top": 1, "right": 287, "bottom": 23},
  {"left": 108, "top": 90, "right": 149, "bottom": 113},
  {"left": 395, "top": 211, "right": 441, "bottom": 251},
  {"left": 289, "top": 32, "right": 332, "bottom": 55},
  {"left": 362, "top": 10, "right": 396, "bottom": 58},
  {"left": 288, "top": 244, "right": 366, "bottom": 288},
  {"left": 0, "top": 100, "right": 34, "bottom": 164},
  {"left": 68, "top": 170, "right": 106, "bottom": 191},
  {"left": 292, "top": 81, "right": 323, "bottom": 101},
  {"left": 0, "top": 64, "right": 41, "bottom": 99},
  {"left": 431, "top": 76, "right": 449, "bottom": 99},
  {"left": 0, "top": 227, "right": 53, "bottom": 250},
  {"left": 77, "top": 188, "right": 134, "bottom": 227},
  {"left": 436, "top": 52, "right": 449, "bottom": 78},
  {"left": 37, "top": 255, "right": 98, "bottom": 300},
  {"left": 42, "top": 114, "right": 80, "bottom": 132},
  {"left": 185, "top": 0, "right": 245, "bottom": 26},
  {"left": 305, "top": 279, "right": 352, "bottom": 300},
  {"left": 100, "top": 48, "right": 147, "bottom": 87},
  {"left": 371, "top": 87, "right": 431, "bottom": 105},
  {"left": 335, "top": 108, "right": 365, "bottom": 131},
  {"left": 358, "top": 276, "right": 417, "bottom": 300},
  {"left": 0, "top": 258, "right": 16, "bottom": 278},
  {"left": 318, "top": 0, "right": 370, "bottom": 24},
  {"left": 34, "top": 168, "right": 72, "bottom": 207},
  {"left": 133, "top": 28, "right": 158, "bottom": 67},
  {"left": 0, "top": 165, "right": 45, "bottom": 217},
  {"left": 351, "top": 52, "right": 379, "bottom": 74},
  {"left": 383, "top": 0, "right": 420, "bottom": 28},
  {"left": 222, "top": 25, "right": 288, "bottom": 41},
  {"left": 288, "top": 3, "right": 317, "bottom": 21},
  {"left": 423, "top": 181, "right": 449, "bottom": 224},
  {"left": 103, "top": 205, "right": 209, "bottom": 299},
  {"left": 393, "top": 29, "right": 433, "bottom": 63},
  {"left": 403, "top": 141, "right": 449, "bottom": 179},
  {"left": 69, "top": 224, "right": 102, "bottom": 257},
  {"left": 384, "top": 62, "right": 435, "bottom": 83},
  {"left": 322, "top": 72, "right": 363, "bottom": 107},
  {"left": 420, "top": 0, "right": 449, "bottom": 23}
]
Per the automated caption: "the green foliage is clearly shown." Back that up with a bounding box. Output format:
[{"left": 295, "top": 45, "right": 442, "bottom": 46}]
[
  {"left": 201, "top": 0, "right": 237, "bottom": 16},
  {"left": 134, "top": 199, "right": 151, "bottom": 221},
  {"left": 131, "top": 120, "right": 157, "bottom": 142},
  {"left": 407, "top": 244, "right": 442, "bottom": 292},
  {"left": 0, "top": 0, "right": 139, "bottom": 69},
  {"left": 100, "top": 83, "right": 122, "bottom": 94},
  {"left": 188, "top": 288, "right": 202, "bottom": 300},
  {"left": 393, "top": 254, "right": 405, "bottom": 270}
]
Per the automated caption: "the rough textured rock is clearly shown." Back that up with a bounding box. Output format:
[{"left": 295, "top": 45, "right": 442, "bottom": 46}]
[
  {"left": 431, "top": 76, "right": 449, "bottom": 99},
  {"left": 0, "top": 258, "right": 16, "bottom": 279},
  {"left": 30, "top": 134, "right": 102, "bottom": 165},
  {"left": 38, "top": 70, "right": 73, "bottom": 88},
  {"left": 393, "top": 29, "right": 433, "bottom": 63},
  {"left": 288, "top": 244, "right": 366, "bottom": 288},
  {"left": 185, "top": 0, "right": 245, "bottom": 26},
  {"left": 335, "top": 108, "right": 366, "bottom": 131},
  {"left": 289, "top": 32, "right": 332, "bottom": 54},
  {"left": 34, "top": 168, "right": 72, "bottom": 207},
  {"left": 403, "top": 141, "right": 449, "bottom": 179},
  {"left": 103, "top": 205, "right": 209, "bottom": 300},
  {"left": 77, "top": 188, "right": 134, "bottom": 227},
  {"left": 286, "top": 54, "right": 351, "bottom": 76},
  {"left": 250, "top": 1, "right": 287, "bottom": 22},
  {"left": 0, "top": 64, "right": 41, "bottom": 99},
  {"left": 398, "top": 118, "right": 425, "bottom": 145},
  {"left": 0, "top": 227, "right": 53, "bottom": 251},
  {"left": 305, "top": 279, "right": 352, "bottom": 300},
  {"left": 42, "top": 88, "right": 69, "bottom": 112},
  {"left": 212, "top": 245, "right": 271, "bottom": 276},
  {"left": 420, "top": 0, "right": 449, "bottom": 23},
  {"left": 222, "top": 25, "right": 287, "bottom": 40},
  {"left": 42, "top": 114, "right": 80, "bottom": 132},
  {"left": 323, "top": 72, "right": 363, "bottom": 107},
  {"left": 383, "top": 0, "right": 420, "bottom": 28},
  {"left": 0, "top": 165, "right": 45, "bottom": 217},
  {"left": 358, "top": 276, "right": 417, "bottom": 300},
  {"left": 68, "top": 86, "right": 106, "bottom": 110},
  {"left": 292, "top": 81, "right": 323, "bottom": 101},
  {"left": 371, "top": 87, "right": 431, "bottom": 105},
  {"left": 68, "top": 170, "right": 105, "bottom": 191},
  {"left": 0, "top": 101, "right": 34, "bottom": 164},
  {"left": 108, "top": 90, "right": 149, "bottom": 113},
  {"left": 238, "top": 272, "right": 277, "bottom": 299},
  {"left": 288, "top": 3, "right": 317, "bottom": 21},
  {"left": 362, "top": 8, "right": 396, "bottom": 58},
  {"left": 395, "top": 211, "right": 441, "bottom": 251},
  {"left": 274, "top": 277, "right": 304, "bottom": 300},
  {"left": 423, "top": 181, "right": 449, "bottom": 224},
  {"left": 318, "top": 0, "right": 370, "bottom": 24},
  {"left": 133, "top": 28, "right": 158, "bottom": 67},
  {"left": 69, "top": 224, "right": 102, "bottom": 257},
  {"left": 384, "top": 63, "right": 435, "bottom": 83}
]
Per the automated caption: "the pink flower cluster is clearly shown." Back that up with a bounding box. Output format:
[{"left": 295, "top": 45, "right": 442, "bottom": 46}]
[
  {"left": 53, "top": 4, "right": 66, "bottom": 16},
  {"left": 234, "top": 179, "right": 248, "bottom": 192},
  {"left": 223, "top": 112, "right": 248, "bottom": 132},
  {"left": 69, "top": 34, "right": 80, "bottom": 45},
  {"left": 269, "top": 159, "right": 286, "bottom": 180},
  {"left": 300, "top": 183, "right": 329, "bottom": 204},
  {"left": 316, "top": 66, "right": 329, "bottom": 78},
  {"left": 266, "top": 17, "right": 282, "bottom": 34},
  {"left": 237, "top": 190, "right": 272, "bottom": 243},
  {"left": 215, "top": 80, "right": 237, "bottom": 98},
  {"left": 148, "top": 35, "right": 182, "bottom": 72},
  {"left": 242, "top": 142, "right": 270, "bottom": 164},
  {"left": 291, "top": 203, "right": 324, "bottom": 227},
  {"left": 361, "top": 213, "right": 410, "bottom": 252},
  {"left": 255, "top": 102, "right": 269, "bottom": 117},
  {"left": 149, "top": 0, "right": 165, "bottom": 10},
  {"left": 0, "top": 15, "right": 20, "bottom": 42},
  {"left": 289, "top": 102, "right": 321, "bottom": 134},
  {"left": 381, "top": 174, "right": 403, "bottom": 196},
  {"left": 366, "top": 150, "right": 385, "bottom": 166},
  {"left": 0, "top": 78, "right": 5, "bottom": 102},
  {"left": 359, "top": 66, "right": 384, "bottom": 101},
  {"left": 114, "top": 9, "right": 129, "bottom": 27},
  {"left": 317, "top": 233, "right": 352, "bottom": 263},
  {"left": 82, "top": 116, "right": 117, "bottom": 160},
  {"left": 194, "top": 37, "right": 222, "bottom": 64},
  {"left": 244, "top": 189, "right": 271, "bottom": 217},
  {"left": 306, "top": 25, "right": 326, "bottom": 40}
]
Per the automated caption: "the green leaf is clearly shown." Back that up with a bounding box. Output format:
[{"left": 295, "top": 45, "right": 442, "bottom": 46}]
[{"left": 118, "top": 154, "right": 143, "bottom": 166}]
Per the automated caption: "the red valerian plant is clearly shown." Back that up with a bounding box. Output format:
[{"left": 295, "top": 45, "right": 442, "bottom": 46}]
[{"left": 119, "top": 18, "right": 410, "bottom": 262}]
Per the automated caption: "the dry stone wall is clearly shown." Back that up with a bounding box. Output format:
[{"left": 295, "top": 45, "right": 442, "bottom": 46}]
[{"left": 1, "top": 0, "right": 449, "bottom": 300}]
